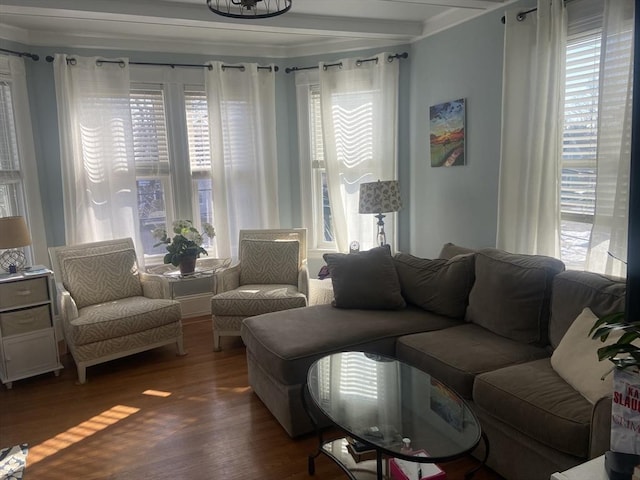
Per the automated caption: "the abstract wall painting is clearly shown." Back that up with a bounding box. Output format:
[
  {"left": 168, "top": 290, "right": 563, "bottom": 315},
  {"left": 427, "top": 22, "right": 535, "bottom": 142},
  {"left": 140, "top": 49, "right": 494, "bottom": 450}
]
[{"left": 429, "top": 98, "right": 466, "bottom": 167}]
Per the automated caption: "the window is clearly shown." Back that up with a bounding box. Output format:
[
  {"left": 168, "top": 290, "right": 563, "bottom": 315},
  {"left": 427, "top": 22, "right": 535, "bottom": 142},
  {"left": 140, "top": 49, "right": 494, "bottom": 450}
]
[
  {"left": 560, "top": 4, "right": 603, "bottom": 269},
  {"left": 0, "top": 78, "right": 23, "bottom": 219},
  {"left": 128, "top": 73, "right": 214, "bottom": 262}
]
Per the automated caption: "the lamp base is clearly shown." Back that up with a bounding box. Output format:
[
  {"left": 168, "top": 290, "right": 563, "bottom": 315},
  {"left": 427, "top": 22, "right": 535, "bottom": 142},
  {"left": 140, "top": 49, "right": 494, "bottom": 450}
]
[
  {"left": 605, "top": 451, "right": 640, "bottom": 480},
  {"left": 375, "top": 213, "right": 387, "bottom": 247},
  {"left": 0, "top": 249, "right": 26, "bottom": 273}
]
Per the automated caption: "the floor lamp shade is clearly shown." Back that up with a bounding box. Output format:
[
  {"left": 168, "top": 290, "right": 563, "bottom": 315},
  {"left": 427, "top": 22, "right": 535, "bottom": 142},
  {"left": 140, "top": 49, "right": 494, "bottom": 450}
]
[
  {"left": 359, "top": 180, "right": 402, "bottom": 247},
  {"left": 0, "top": 216, "right": 32, "bottom": 272}
]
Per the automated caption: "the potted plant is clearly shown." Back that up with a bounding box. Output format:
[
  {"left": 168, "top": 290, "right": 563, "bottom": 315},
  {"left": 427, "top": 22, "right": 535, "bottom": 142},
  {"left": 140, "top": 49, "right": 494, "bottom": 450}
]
[
  {"left": 590, "top": 313, "right": 640, "bottom": 465},
  {"left": 153, "top": 220, "right": 215, "bottom": 275}
]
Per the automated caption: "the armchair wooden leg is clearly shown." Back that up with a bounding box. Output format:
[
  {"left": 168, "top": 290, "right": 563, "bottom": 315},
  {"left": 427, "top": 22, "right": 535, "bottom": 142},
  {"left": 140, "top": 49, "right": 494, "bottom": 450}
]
[
  {"left": 176, "top": 336, "right": 186, "bottom": 356},
  {"left": 77, "top": 365, "right": 87, "bottom": 384},
  {"left": 213, "top": 331, "right": 221, "bottom": 352}
]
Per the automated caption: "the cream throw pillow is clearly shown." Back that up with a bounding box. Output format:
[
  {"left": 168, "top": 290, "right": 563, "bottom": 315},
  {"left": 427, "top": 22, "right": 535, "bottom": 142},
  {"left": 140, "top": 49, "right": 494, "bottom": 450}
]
[{"left": 551, "top": 307, "right": 621, "bottom": 404}]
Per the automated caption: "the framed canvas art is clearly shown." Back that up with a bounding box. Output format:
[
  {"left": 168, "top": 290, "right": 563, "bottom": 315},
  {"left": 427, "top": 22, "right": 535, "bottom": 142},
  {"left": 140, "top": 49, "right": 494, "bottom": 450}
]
[{"left": 429, "top": 98, "right": 466, "bottom": 167}]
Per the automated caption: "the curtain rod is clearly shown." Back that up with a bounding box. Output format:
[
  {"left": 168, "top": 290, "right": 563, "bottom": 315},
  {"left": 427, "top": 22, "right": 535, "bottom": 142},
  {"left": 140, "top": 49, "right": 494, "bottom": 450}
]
[
  {"left": 500, "top": 0, "right": 575, "bottom": 24},
  {"left": 0, "top": 48, "right": 40, "bottom": 61},
  {"left": 285, "top": 52, "right": 408, "bottom": 74},
  {"left": 44, "top": 56, "right": 279, "bottom": 72}
]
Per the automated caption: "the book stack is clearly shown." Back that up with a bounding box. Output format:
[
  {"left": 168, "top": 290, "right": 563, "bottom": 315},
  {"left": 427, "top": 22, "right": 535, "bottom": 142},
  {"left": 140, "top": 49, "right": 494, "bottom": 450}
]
[
  {"left": 345, "top": 436, "right": 377, "bottom": 463},
  {"left": 389, "top": 451, "right": 446, "bottom": 480}
]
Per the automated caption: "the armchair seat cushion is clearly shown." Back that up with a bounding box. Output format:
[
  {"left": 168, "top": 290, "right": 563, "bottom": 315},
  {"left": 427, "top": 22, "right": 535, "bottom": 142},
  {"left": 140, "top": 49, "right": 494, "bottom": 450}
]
[
  {"left": 211, "top": 284, "right": 307, "bottom": 317},
  {"left": 68, "top": 297, "right": 181, "bottom": 346},
  {"left": 473, "top": 358, "right": 592, "bottom": 458}
]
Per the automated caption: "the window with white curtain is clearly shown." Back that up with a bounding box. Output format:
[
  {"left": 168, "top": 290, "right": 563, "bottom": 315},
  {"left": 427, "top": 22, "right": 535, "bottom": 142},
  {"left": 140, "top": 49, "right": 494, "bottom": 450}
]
[
  {"left": 129, "top": 80, "right": 214, "bottom": 262},
  {"left": 560, "top": 1, "right": 603, "bottom": 269}
]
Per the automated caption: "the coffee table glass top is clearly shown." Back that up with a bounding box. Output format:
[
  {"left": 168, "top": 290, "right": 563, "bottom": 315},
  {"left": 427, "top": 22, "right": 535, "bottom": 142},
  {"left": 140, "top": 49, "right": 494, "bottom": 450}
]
[{"left": 307, "top": 351, "right": 481, "bottom": 462}]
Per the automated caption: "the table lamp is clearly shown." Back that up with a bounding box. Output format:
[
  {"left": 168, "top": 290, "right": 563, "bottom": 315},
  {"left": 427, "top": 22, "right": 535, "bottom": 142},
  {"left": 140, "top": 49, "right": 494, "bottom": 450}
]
[
  {"left": 0, "top": 216, "right": 32, "bottom": 273},
  {"left": 358, "top": 180, "right": 402, "bottom": 247}
]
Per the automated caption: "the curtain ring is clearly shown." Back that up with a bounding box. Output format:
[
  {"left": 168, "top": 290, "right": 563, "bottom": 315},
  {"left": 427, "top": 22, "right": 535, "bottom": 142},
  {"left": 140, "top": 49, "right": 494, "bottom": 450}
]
[
  {"left": 68, "top": 57, "right": 77, "bottom": 66},
  {"left": 119, "top": 60, "right": 126, "bottom": 68},
  {"left": 322, "top": 64, "right": 328, "bottom": 71},
  {"left": 240, "top": 65, "right": 246, "bottom": 72},
  {"left": 516, "top": 12, "right": 527, "bottom": 21},
  {"left": 207, "top": 64, "right": 213, "bottom": 71},
  {"left": 96, "top": 60, "right": 103, "bottom": 67}
]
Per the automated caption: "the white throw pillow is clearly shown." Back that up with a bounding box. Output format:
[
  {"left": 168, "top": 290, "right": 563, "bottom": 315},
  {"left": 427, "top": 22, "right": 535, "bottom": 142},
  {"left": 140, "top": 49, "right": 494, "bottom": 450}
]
[{"left": 551, "top": 307, "right": 621, "bottom": 404}]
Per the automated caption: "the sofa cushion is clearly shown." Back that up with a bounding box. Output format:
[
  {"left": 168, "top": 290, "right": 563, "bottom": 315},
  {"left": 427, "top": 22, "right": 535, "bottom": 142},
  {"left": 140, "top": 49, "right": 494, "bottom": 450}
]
[
  {"left": 474, "top": 358, "right": 592, "bottom": 458},
  {"left": 240, "top": 304, "right": 461, "bottom": 386},
  {"left": 62, "top": 248, "right": 143, "bottom": 309},
  {"left": 68, "top": 297, "right": 181, "bottom": 346},
  {"left": 211, "top": 284, "right": 307, "bottom": 317},
  {"left": 551, "top": 307, "right": 623, "bottom": 404},
  {"left": 549, "top": 270, "right": 626, "bottom": 350},
  {"left": 395, "top": 324, "right": 549, "bottom": 399},
  {"left": 393, "top": 253, "right": 475, "bottom": 318},
  {"left": 323, "top": 245, "right": 406, "bottom": 310},
  {"left": 240, "top": 239, "right": 299, "bottom": 286},
  {"left": 465, "top": 248, "right": 565, "bottom": 345},
  {"left": 438, "top": 242, "right": 477, "bottom": 260}
]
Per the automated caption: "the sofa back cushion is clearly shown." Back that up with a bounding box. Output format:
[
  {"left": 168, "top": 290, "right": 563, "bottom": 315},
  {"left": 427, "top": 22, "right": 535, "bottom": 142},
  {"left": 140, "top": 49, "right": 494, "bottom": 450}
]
[
  {"left": 549, "top": 270, "right": 626, "bottom": 349},
  {"left": 240, "top": 239, "right": 299, "bottom": 286},
  {"left": 324, "top": 245, "right": 406, "bottom": 310},
  {"left": 393, "top": 253, "right": 475, "bottom": 318},
  {"left": 438, "top": 242, "right": 477, "bottom": 260},
  {"left": 62, "top": 248, "right": 142, "bottom": 309},
  {"left": 465, "top": 248, "right": 565, "bottom": 345}
]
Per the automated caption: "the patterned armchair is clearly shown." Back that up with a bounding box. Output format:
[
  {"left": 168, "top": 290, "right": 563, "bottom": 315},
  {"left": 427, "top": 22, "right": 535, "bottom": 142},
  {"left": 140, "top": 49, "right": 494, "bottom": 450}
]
[
  {"left": 49, "top": 238, "right": 184, "bottom": 383},
  {"left": 210, "top": 229, "right": 308, "bottom": 351}
]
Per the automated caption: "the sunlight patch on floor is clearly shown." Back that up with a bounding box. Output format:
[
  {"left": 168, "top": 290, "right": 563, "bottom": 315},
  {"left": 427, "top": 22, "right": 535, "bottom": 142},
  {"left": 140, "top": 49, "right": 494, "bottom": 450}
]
[
  {"left": 27, "top": 405, "right": 140, "bottom": 465},
  {"left": 143, "top": 389, "right": 172, "bottom": 397}
]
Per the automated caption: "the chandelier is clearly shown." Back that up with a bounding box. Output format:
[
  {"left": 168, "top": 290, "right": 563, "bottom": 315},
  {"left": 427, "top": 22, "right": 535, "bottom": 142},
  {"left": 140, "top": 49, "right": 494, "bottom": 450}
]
[{"left": 206, "top": 0, "right": 292, "bottom": 19}]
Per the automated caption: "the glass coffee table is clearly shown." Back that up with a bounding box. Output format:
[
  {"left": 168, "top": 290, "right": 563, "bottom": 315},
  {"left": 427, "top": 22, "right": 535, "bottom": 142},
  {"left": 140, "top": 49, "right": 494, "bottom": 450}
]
[{"left": 303, "top": 351, "right": 489, "bottom": 480}]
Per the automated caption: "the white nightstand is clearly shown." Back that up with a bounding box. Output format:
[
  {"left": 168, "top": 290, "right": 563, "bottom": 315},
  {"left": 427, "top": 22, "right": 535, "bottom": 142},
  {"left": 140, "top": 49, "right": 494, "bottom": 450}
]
[
  {"left": 0, "top": 267, "right": 63, "bottom": 388},
  {"left": 551, "top": 456, "right": 607, "bottom": 480}
]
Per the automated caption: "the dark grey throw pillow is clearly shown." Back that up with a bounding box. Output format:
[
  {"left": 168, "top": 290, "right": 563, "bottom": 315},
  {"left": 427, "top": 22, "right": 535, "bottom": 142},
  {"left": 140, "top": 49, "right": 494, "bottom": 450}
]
[
  {"left": 392, "top": 253, "right": 475, "bottom": 318},
  {"left": 323, "top": 245, "right": 406, "bottom": 310}
]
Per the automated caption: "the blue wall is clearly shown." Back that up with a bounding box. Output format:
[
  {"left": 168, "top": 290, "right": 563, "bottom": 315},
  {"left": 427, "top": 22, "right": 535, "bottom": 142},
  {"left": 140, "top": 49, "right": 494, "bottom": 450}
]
[{"left": 1, "top": 4, "right": 514, "bottom": 258}]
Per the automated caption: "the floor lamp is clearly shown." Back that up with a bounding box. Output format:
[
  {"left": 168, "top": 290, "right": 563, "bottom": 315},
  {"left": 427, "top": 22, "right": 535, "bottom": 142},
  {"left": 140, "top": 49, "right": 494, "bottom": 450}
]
[
  {"left": 0, "top": 216, "right": 32, "bottom": 273},
  {"left": 358, "top": 180, "right": 402, "bottom": 247}
]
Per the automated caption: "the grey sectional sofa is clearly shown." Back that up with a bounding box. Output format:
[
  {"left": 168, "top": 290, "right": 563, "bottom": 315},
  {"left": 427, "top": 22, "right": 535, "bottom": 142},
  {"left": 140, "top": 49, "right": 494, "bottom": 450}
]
[{"left": 240, "top": 244, "right": 626, "bottom": 480}]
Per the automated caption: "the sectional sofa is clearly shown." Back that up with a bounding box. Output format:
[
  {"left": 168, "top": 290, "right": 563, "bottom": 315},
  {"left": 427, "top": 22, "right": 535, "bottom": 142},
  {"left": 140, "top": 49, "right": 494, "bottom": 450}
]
[{"left": 240, "top": 244, "right": 626, "bottom": 480}]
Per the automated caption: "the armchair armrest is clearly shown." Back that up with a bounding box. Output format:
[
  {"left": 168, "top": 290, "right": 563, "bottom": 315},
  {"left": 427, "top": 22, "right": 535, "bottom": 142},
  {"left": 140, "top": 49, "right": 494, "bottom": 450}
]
[
  {"left": 214, "top": 264, "right": 240, "bottom": 294},
  {"left": 589, "top": 394, "right": 612, "bottom": 458},
  {"left": 298, "top": 262, "right": 309, "bottom": 302},
  {"left": 139, "top": 272, "right": 171, "bottom": 299},
  {"left": 55, "top": 281, "right": 78, "bottom": 323}
]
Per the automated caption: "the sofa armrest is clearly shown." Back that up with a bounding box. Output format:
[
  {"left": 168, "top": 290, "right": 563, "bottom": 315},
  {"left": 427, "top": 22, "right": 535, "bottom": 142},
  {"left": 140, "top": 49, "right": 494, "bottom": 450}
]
[
  {"left": 55, "top": 281, "right": 79, "bottom": 323},
  {"left": 214, "top": 264, "right": 240, "bottom": 294},
  {"left": 139, "top": 272, "right": 170, "bottom": 299},
  {"left": 298, "top": 262, "right": 309, "bottom": 302},
  {"left": 589, "top": 395, "right": 612, "bottom": 458}
]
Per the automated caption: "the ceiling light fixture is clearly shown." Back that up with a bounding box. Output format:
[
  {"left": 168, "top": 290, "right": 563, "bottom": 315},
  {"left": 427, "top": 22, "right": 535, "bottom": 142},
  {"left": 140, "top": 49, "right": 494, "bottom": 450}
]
[{"left": 206, "top": 0, "right": 292, "bottom": 19}]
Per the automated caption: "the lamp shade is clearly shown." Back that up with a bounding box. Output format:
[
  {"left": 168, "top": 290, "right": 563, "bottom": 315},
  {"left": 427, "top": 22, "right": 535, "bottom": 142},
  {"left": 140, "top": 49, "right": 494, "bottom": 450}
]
[
  {"left": 358, "top": 180, "right": 402, "bottom": 214},
  {"left": 0, "top": 216, "right": 32, "bottom": 248}
]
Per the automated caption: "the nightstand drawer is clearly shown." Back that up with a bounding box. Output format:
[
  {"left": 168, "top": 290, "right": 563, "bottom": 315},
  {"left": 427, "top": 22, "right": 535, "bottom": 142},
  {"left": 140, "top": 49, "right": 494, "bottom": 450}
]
[
  {"left": 0, "top": 305, "right": 51, "bottom": 336},
  {"left": 0, "top": 277, "right": 49, "bottom": 308}
]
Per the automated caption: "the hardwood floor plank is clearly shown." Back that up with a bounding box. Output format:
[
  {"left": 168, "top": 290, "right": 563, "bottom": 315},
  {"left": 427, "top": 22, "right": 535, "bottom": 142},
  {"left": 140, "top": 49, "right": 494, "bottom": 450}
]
[{"left": 0, "top": 317, "right": 503, "bottom": 479}]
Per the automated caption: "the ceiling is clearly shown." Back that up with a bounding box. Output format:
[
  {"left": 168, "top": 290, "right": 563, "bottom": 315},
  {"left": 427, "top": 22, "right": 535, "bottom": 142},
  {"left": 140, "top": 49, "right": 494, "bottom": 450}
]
[{"left": 0, "top": 0, "right": 509, "bottom": 58}]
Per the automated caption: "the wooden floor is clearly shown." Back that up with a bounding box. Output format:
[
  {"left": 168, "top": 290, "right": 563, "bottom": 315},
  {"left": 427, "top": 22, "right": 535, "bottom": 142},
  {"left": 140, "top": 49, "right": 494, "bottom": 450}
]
[{"left": 0, "top": 317, "right": 504, "bottom": 480}]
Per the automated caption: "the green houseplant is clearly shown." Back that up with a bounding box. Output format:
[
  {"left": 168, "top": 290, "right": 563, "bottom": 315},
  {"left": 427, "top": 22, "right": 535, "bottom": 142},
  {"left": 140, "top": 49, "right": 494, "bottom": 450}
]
[
  {"left": 590, "top": 312, "right": 640, "bottom": 371},
  {"left": 153, "top": 220, "right": 215, "bottom": 273}
]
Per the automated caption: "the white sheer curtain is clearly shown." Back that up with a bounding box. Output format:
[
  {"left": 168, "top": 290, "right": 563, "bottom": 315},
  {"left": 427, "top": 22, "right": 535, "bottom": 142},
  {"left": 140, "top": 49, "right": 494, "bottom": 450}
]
[
  {"left": 205, "top": 62, "right": 279, "bottom": 258},
  {"left": 497, "top": 1, "right": 567, "bottom": 257},
  {"left": 53, "top": 55, "right": 142, "bottom": 253},
  {"left": 319, "top": 53, "right": 399, "bottom": 253},
  {"left": 586, "top": 0, "right": 635, "bottom": 276}
]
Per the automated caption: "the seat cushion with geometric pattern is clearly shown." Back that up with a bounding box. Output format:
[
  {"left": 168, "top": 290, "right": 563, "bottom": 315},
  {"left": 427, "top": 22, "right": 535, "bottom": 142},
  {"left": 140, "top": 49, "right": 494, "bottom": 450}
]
[
  {"left": 68, "top": 296, "right": 181, "bottom": 346},
  {"left": 211, "top": 284, "right": 306, "bottom": 317},
  {"left": 61, "top": 248, "right": 143, "bottom": 309}
]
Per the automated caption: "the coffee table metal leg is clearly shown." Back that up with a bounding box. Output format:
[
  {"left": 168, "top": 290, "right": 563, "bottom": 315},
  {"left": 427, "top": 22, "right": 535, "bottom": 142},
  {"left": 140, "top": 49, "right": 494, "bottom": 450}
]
[
  {"left": 465, "top": 431, "right": 490, "bottom": 479},
  {"left": 376, "top": 450, "right": 384, "bottom": 480},
  {"left": 301, "top": 384, "right": 323, "bottom": 475}
]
